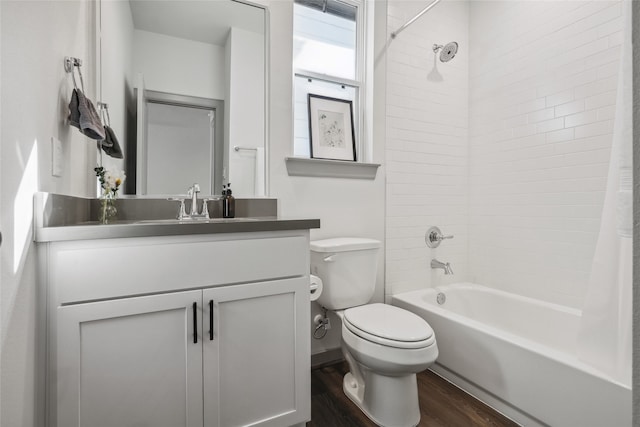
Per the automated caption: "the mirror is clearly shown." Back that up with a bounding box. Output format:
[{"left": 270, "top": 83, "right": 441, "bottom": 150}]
[{"left": 99, "top": 0, "right": 266, "bottom": 197}]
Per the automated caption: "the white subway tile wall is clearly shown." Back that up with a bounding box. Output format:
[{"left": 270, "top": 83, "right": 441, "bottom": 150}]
[
  {"left": 385, "top": 0, "right": 622, "bottom": 308},
  {"left": 385, "top": 0, "right": 470, "bottom": 297},
  {"left": 468, "top": 0, "right": 622, "bottom": 307}
]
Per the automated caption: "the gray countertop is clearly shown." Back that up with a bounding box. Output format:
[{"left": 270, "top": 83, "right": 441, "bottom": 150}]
[
  {"left": 34, "top": 193, "right": 320, "bottom": 242},
  {"left": 35, "top": 217, "right": 321, "bottom": 242}
]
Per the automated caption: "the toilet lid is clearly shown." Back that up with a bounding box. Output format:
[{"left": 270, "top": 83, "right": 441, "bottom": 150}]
[
  {"left": 343, "top": 304, "right": 435, "bottom": 349},
  {"left": 310, "top": 237, "right": 381, "bottom": 253}
]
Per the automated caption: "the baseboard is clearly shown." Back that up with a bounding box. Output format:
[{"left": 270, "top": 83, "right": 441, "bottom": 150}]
[{"left": 311, "top": 348, "right": 343, "bottom": 369}]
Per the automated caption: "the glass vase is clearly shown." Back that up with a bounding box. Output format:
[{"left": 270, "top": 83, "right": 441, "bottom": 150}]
[{"left": 99, "top": 193, "right": 118, "bottom": 224}]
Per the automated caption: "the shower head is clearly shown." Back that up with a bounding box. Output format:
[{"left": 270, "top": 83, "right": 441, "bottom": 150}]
[{"left": 433, "top": 42, "right": 458, "bottom": 62}]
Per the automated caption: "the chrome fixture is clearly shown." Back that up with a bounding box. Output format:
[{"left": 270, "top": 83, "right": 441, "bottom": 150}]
[
  {"left": 167, "top": 183, "right": 212, "bottom": 220},
  {"left": 433, "top": 42, "right": 458, "bottom": 62},
  {"left": 390, "top": 0, "right": 442, "bottom": 39},
  {"left": 234, "top": 145, "right": 258, "bottom": 152},
  {"left": 431, "top": 259, "right": 454, "bottom": 275},
  {"left": 425, "top": 226, "right": 454, "bottom": 248},
  {"left": 64, "top": 56, "right": 82, "bottom": 73},
  {"left": 168, "top": 197, "right": 188, "bottom": 220},
  {"left": 313, "top": 307, "right": 331, "bottom": 340},
  {"left": 188, "top": 183, "right": 201, "bottom": 217}
]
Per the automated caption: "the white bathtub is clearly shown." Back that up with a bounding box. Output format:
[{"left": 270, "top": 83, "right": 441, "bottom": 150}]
[{"left": 392, "top": 283, "right": 632, "bottom": 427}]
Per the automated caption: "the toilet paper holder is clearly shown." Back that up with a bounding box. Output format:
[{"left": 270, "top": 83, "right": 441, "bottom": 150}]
[{"left": 310, "top": 274, "right": 323, "bottom": 302}]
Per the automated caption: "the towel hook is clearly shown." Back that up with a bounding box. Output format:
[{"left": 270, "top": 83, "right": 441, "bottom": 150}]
[
  {"left": 97, "top": 102, "right": 111, "bottom": 127},
  {"left": 64, "top": 56, "right": 85, "bottom": 92},
  {"left": 64, "top": 56, "right": 81, "bottom": 72}
]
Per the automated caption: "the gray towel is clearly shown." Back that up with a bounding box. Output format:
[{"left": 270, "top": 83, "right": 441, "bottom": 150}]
[
  {"left": 101, "top": 125, "right": 123, "bottom": 159},
  {"left": 68, "top": 89, "right": 105, "bottom": 140},
  {"left": 68, "top": 89, "right": 81, "bottom": 129}
]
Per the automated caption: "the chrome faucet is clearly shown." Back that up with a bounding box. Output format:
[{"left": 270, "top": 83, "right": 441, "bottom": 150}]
[
  {"left": 187, "top": 183, "right": 212, "bottom": 219},
  {"left": 431, "top": 259, "right": 454, "bottom": 275},
  {"left": 188, "top": 183, "right": 201, "bottom": 217},
  {"left": 168, "top": 184, "right": 211, "bottom": 220}
]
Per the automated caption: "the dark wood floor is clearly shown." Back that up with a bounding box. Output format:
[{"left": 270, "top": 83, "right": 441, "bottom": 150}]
[{"left": 307, "top": 362, "right": 519, "bottom": 427}]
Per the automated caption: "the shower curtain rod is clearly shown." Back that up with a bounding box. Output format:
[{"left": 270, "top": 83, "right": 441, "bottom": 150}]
[{"left": 390, "top": 0, "right": 442, "bottom": 39}]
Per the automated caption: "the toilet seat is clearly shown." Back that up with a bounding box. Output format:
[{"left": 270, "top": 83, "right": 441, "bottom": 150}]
[{"left": 343, "top": 303, "right": 435, "bottom": 349}]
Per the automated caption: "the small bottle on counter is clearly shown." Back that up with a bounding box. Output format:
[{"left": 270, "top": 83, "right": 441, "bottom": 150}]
[{"left": 223, "top": 183, "right": 235, "bottom": 218}]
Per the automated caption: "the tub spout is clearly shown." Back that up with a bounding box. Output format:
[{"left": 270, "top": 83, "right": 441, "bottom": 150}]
[{"left": 431, "top": 259, "right": 453, "bottom": 275}]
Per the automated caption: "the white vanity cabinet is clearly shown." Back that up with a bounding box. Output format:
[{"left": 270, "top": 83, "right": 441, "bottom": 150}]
[
  {"left": 57, "top": 290, "right": 205, "bottom": 427},
  {"left": 203, "top": 279, "right": 303, "bottom": 427},
  {"left": 42, "top": 230, "right": 311, "bottom": 427}
]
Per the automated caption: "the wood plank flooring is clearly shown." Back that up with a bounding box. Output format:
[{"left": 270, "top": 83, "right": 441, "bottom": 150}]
[{"left": 307, "top": 362, "right": 519, "bottom": 427}]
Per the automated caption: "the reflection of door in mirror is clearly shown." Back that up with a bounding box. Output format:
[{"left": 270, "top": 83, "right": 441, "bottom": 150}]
[
  {"left": 136, "top": 90, "right": 224, "bottom": 196},
  {"left": 147, "top": 103, "right": 214, "bottom": 195}
]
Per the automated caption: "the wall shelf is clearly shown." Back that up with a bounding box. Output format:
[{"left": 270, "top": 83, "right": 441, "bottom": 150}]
[{"left": 285, "top": 157, "right": 380, "bottom": 180}]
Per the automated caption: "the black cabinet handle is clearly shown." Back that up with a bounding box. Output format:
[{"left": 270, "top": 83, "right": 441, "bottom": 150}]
[
  {"left": 193, "top": 302, "right": 198, "bottom": 344},
  {"left": 209, "top": 300, "right": 214, "bottom": 340}
]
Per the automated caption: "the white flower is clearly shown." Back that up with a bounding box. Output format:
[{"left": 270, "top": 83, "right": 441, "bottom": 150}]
[{"left": 102, "top": 169, "right": 126, "bottom": 192}]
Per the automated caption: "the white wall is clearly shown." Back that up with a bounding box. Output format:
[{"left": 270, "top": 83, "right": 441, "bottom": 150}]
[
  {"left": 133, "top": 29, "right": 226, "bottom": 100},
  {"left": 1, "top": 1, "right": 97, "bottom": 425},
  {"left": 468, "top": 1, "right": 623, "bottom": 308},
  {"left": 384, "top": 0, "right": 470, "bottom": 298}
]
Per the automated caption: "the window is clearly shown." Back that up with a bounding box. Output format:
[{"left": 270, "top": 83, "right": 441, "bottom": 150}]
[{"left": 293, "top": 0, "right": 365, "bottom": 158}]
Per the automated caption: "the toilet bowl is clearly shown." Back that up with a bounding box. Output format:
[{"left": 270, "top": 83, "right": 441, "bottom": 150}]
[
  {"left": 310, "top": 238, "right": 438, "bottom": 427},
  {"left": 337, "top": 304, "right": 438, "bottom": 427}
]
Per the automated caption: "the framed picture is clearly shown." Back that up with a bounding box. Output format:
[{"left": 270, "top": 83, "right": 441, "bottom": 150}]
[{"left": 307, "top": 94, "right": 356, "bottom": 161}]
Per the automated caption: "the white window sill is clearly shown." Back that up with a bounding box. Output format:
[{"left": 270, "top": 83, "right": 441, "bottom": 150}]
[{"left": 285, "top": 157, "right": 380, "bottom": 180}]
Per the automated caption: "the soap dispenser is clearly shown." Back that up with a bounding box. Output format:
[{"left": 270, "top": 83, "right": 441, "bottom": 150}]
[{"left": 223, "top": 183, "right": 235, "bottom": 218}]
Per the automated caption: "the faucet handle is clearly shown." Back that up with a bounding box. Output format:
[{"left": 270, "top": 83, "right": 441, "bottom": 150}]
[
  {"left": 187, "top": 184, "right": 200, "bottom": 197},
  {"left": 168, "top": 197, "right": 187, "bottom": 220},
  {"left": 201, "top": 199, "right": 210, "bottom": 218},
  {"left": 425, "top": 226, "right": 454, "bottom": 248}
]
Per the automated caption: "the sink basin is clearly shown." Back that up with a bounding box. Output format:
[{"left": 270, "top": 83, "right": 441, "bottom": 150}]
[
  {"left": 209, "top": 217, "right": 261, "bottom": 222},
  {"left": 134, "top": 217, "right": 261, "bottom": 224},
  {"left": 133, "top": 219, "right": 185, "bottom": 224}
]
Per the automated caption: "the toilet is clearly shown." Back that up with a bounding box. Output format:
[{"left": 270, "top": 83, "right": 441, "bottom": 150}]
[{"left": 310, "top": 237, "right": 438, "bottom": 427}]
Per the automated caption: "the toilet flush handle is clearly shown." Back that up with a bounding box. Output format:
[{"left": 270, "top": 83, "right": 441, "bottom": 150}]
[{"left": 323, "top": 254, "right": 337, "bottom": 262}]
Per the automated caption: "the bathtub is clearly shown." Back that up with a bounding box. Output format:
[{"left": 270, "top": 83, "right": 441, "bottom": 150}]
[{"left": 392, "top": 283, "right": 632, "bottom": 427}]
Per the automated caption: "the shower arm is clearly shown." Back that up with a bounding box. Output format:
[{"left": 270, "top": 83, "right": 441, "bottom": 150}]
[{"left": 390, "top": 0, "right": 442, "bottom": 39}]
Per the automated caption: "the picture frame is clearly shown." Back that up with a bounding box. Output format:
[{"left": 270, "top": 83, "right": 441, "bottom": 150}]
[{"left": 307, "top": 94, "right": 356, "bottom": 161}]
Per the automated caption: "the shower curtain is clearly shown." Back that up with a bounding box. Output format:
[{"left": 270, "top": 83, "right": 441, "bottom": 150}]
[{"left": 576, "top": 0, "right": 632, "bottom": 387}]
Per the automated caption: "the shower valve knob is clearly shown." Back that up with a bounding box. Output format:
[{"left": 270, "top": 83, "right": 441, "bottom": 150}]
[{"left": 425, "top": 226, "right": 453, "bottom": 248}]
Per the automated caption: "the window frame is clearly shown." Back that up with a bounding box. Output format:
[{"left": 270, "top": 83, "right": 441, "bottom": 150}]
[{"left": 292, "top": 0, "right": 367, "bottom": 161}]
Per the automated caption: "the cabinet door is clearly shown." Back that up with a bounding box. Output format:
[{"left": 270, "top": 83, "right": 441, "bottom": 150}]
[
  {"left": 203, "top": 278, "right": 310, "bottom": 427},
  {"left": 57, "top": 290, "right": 204, "bottom": 427}
]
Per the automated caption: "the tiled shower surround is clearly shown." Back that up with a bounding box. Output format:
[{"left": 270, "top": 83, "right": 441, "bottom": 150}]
[{"left": 385, "top": 0, "right": 622, "bottom": 308}]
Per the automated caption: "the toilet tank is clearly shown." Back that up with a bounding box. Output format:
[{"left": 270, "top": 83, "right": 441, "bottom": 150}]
[{"left": 310, "top": 237, "right": 381, "bottom": 310}]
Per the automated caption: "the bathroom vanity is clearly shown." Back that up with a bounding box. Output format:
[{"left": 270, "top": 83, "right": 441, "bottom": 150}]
[{"left": 35, "top": 194, "right": 319, "bottom": 427}]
